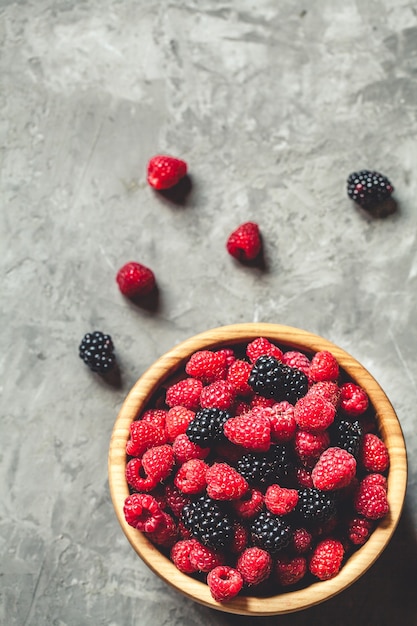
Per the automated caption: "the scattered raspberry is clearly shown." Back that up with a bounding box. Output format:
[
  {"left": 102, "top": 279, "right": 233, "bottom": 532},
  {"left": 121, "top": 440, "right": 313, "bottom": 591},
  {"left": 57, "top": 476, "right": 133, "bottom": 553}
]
[
  {"left": 308, "top": 381, "right": 340, "bottom": 406},
  {"left": 174, "top": 459, "right": 208, "bottom": 494},
  {"left": 125, "top": 457, "right": 158, "bottom": 492},
  {"left": 309, "top": 538, "right": 345, "bottom": 580},
  {"left": 165, "top": 406, "right": 195, "bottom": 442},
  {"left": 361, "top": 473, "right": 387, "bottom": 491},
  {"left": 294, "top": 394, "right": 336, "bottom": 431},
  {"left": 126, "top": 419, "right": 167, "bottom": 457},
  {"left": 294, "top": 429, "right": 330, "bottom": 467},
  {"left": 226, "top": 359, "right": 253, "bottom": 396},
  {"left": 142, "top": 444, "right": 175, "bottom": 482},
  {"left": 185, "top": 350, "right": 228, "bottom": 383},
  {"left": 246, "top": 337, "right": 283, "bottom": 363},
  {"left": 232, "top": 488, "right": 264, "bottom": 519},
  {"left": 309, "top": 350, "right": 339, "bottom": 383},
  {"left": 200, "top": 380, "right": 236, "bottom": 410},
  {"left": 268, "top": 401, "right": 297, "bottom": 443},
  {"left": 226, "top": 221, "right": 262, "bottom": 261},
  {"left": 281, "top": 350, "right": 311, "bottom": 376},
  {"left": 141, "top": 409, "right": 168, "bottom": 431},
  {"left": 347, "top": 516, "right": 374, "bottom": 546},
  {"left": 354, "top": 481, "right": 389, "bottom": 520},
  {"left": 164, "top": 483, "right": 192, "bottom": 518},
  {"left": 207, "top": 566, "right": 244, "bottom": 602},
  {"left": 224, "top": 411, "right": 271, "bottom": 452},
  {"left": 360, "top": 433, "right": 390, "bottom": 473},
  {"left": 165, "top": 378, "right": 203, "bottom": 411},
  {"left": 147, "top": 154, "right": 187, "bottom": 190},
  {"left": 292, "top": 527, "right": 312, "bottom": 554},
  {"left": 230, "top": 521, "right": 250, "bottom": 554},
  {"left": 116, "top": 261, "right": 156, "bottom": 298},
  {"left": 172, "top": 433, "right": 210, "bottom": 464},
  {"left": 170, "top": 539, "right": 199, "bottom": 574},
  {"left": 265, "top": 484, "right": 298, "bottom": 515},
  {"left": 339, "top": 382, "right": 369, "bottom": 416},
  {"left": 146, "top": 511, "right": 178, "bottom": 548},
  {"left": 189, "top": 542, "right": 225, "bottom": 572},
  {"left": 312, "top": 447, "right": 357, "bottom": 491},
  {"left": 123, "top": 493, "right": 164, "bottom": 532},
  {"left": 206, "top": 462, "right": 249, "bottom": 500},
  {"left": 237, "top": 547, "right": 272, "bottom": 585},
  {"left": 276, "top": 555, "right": 307, "bottom": 586}
]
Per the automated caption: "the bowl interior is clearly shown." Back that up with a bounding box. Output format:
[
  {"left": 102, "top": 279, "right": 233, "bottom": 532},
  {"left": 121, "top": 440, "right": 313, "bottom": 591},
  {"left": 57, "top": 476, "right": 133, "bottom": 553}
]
[{"left": 108, "top": 323, "right": 407, "bottom": 616}]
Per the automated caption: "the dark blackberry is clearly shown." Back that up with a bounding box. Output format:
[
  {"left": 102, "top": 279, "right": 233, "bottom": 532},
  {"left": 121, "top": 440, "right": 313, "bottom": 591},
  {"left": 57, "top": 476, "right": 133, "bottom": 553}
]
[
  {"left": 330, "top": 418, "right": 363, "bottom": 459},
  {"left": 295, "top": 488, "right": 337, "bottom": 527},
  {"left": 186, "top": 408, "right": 230, "bottom": 446},
  {"left": 250, "top": 510, "right": 292, "bottom": 554},
  {"left": 248, "top": 355, "right": 285, "bottom": 399},
  {"left": 237, "top": 445, "right": 293, "bottom": 487},
  {"left": 181, "top": 495, "right": 234, "bottom": 550},
  {"left": 79, "top": 331, "right": 116, "bottom": 374},
  {"left": 280, "top": 364, "right": 308, "bottom": 404},
  {"left": 347, "top": 170, "right": 394, "bottom": 210}
]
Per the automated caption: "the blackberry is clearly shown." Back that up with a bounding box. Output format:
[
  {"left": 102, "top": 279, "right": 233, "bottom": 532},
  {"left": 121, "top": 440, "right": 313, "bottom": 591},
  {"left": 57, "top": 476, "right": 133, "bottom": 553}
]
[
  {"left": 347, "top": 170, "right": 394, "bottom": 210},
  {"left": 237, "top": 445, "right": 293, "bottom": 487},
  {"left": 280, "top": 364, "right": 308, "bottom": 404},
  {"left": 248, "top": 356, "right": 307, "bottom": 403},
  {"left": 186, "top": 408, "right": 230, "bottom": 446},
  {"left": 79, "top": 331, "right": 116, "bottom": 374},
  {"left": 250, "top": 510, "right": 292, "bottom": 554},
  {"left": 295, "top": 488, "right": 337, "bottom": 527},
  {"left": 181, "top": 495, "right": 234, "bottom": 550},
  {"left": 330, "top": 418, "right": 363, "bottom": 458}
]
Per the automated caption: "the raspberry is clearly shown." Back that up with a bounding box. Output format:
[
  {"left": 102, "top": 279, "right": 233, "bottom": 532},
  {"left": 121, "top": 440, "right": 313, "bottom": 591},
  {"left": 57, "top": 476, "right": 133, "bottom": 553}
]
[
  {"left": 250, "top": 510, "right": 292, "bottom": 554},
  {"left": 170, "top": 539, "right": 199, "bottom": 574},
  {"left": 339, "top": 382, "right": 369, "bottom": 416},
  {"left": 146, "top": 511, "right": 178, "bottom": 548},
  {"left": 147, "top": 154, "right": 187, "bottom": 190},
  {"left": 172, "top": 433, "right": 209, "bottom": 464},
  {"left": 292, "top": 527, "right": 312, "bottom": 554},
  {"left": 181, "top": 495, "right": 234, "bottom": 550},
  {"left": 206, "top": 462, "right": 249, "bottom": 501},
  {"left": 165, "top": 406, "right": 195, "bottom": 442},
  {"left": 226, "top": 221, "right": 262, "bottom": 261},
  {"left": 164, "top": 483, "right": 191, "bottom": 518},
  {"left": 174, "top": 459, "right": 208, "bottom": 494},
  {"left": 226, "top": 359, "right": 253, "bottom": 396},
  {"left": 246, "top": 337, "right": 283, "bottom": 363},
  {"left": 234, "top": 400, "right": 251, "bottom": 415},
  {"left": 199, "top": 380, "right": 236, "bottom": 410},
  {"left": 237, "top": 445, "right": 293, "bottom": 487},
  {"left": 309, "top": 538, "right": 344, "bottom": 581},
  {"left": 329, "top": 417, "right": 362, "bottom": 458},
  {"left": 237, "top": 547, "right": 273, "bottom": 585},
  {"left": 126, "top": 420, "right": 167, "bottom": 457},
  {"left": 79, "top": 331, "right": 116, "bottom": 374},
  {"left": 361, "top": 473, "right": 387, "bottom": 491},
  {"left": 268, "top": 401, "right": 297, "bottom": 443},
  {"left": 125, "top": 457, "right": 158, "bottom": 492},
  {"left": 207, "top": 566, "right": 243, "bottom": 602},
  {"left": 294, "top": 394, "right": 336, "bottom": 431},
  {"left": 308, "top": 350, "right": 339, "bottom": 383},
  {"left": 116, "top": 261, "right": 156, "bottom": 298},
  {"left": 281, "top": 350, "right": 311, "bottom": 376},
  {"left": 265, "top": 484, "right": 298, "bottom": 515},
  {"left": 141, "top": 409, "right": 167, "bottom": 431},
  {"left": 123, "top": 493, "right": 164, "bottom": 532},
  {"left": 354, "top": 482, "right": 389, "bottom": 520},
  {"left": 216, "top": 348, "right": 236, "bottom": 367},
  {"left": 232, "top": 488, "right": 264, "bottom": 519},
  {"left": 250, "top": 395, "right": 275, "bottom": 410},
  {"left": 185, "top": 350, "right": 228, "bottom": 383},
  {"left": 312, "top": 447, "right": 357, "bottom": 491},
  {"left": 276, "top": 555, "right": 307, "bottom": 586},
  {"left": 295, "top": 488, "right": 337, "bottom": 527},
  {"left": 347, "top": 516, "right": 374, "bottom": 546},
  {"left": 189, "top": 542, "right": 225, "bottom": 572},
  {"left": 308, "top": 381, "right": 340, "bottom": 406},
  {"left": 223, "top": 411, "right": 271, "bottom": 452},
  {"left": 230, "top": 521, "right": 250, "bottom": 554},
  {"left": 186, "top": 408, "right": 230, "bottom": 446},
  {"left": 141, "top": 444, "right": 175, "bottom": 482},
  {"left": 165, "top": 378, "right": 203, "bottom": 411},
  {"left": 347, "top": 169, "right": 394, "bottom": 210},
  {"left": 294, "top": 429, "right": 330, "bottom": 467},
  {"left": 360, "top": 433, "right": 390, "bottom": 473}
]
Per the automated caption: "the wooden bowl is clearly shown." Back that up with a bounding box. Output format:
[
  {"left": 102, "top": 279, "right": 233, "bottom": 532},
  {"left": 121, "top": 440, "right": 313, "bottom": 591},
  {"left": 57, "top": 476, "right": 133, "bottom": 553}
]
[{"left": 108, "top": 323, "right": 407, "bottom": 615}]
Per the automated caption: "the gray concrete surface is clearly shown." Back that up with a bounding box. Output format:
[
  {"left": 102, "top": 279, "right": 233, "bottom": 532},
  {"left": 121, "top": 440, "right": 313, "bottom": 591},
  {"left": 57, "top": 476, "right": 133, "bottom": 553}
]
[{"left": 1, "top": 1, "right": 417, "bottom": 624}]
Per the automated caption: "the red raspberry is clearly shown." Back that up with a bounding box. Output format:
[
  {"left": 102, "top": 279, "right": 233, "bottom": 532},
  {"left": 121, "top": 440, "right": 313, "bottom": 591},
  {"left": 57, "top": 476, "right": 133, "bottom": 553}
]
[
  {"left": 123, "top": 493, "right": 164, "bottom": 532},
  {"left": 126, "top": 420, "right": 166, "bottom": 457},
  {"left": 171, "top": 539, "right": 199, "bottom": 574},
  {"left": 125, "top": 457, "right": 158, "bottom": 492},
  {"left": 185, "top": 350, "right": 228, "bottom": 383},
  {"left": 232, "top": 488, "right": 264, "bottom": 519},
  {"left": 174, "top": 458, "right": 208, "bottom": 495},
  {"left": 294, "top": 429, "right": 330, "bottom": 467},
  {"left": 206, "top": 462, "right": 249, "bottom": 501},
  {"left": 312, "top": 447, "right": 357, "bottom": 491},
  {"left": 199, "top": 380, "right": 236, "bottom": 410},
  {"left": 165, "top": 378, "right": 203, "bottom": 411},
  {"left": 223, "top": 411, "right": 271, "bottom": 452},
  {"left": 265, "top": 484, "right": 298, "bottom": 515},
  {"left": 189, "top": 542, "right": 225, "bottom": 572},
  {"left": 246, "top": 337, "right": 283, "bottom": 363},
  {"left": 268, "top": 401, "right": 297, "bottom": 443},
  {"left": 172, "top": 433, "right": 209, "bottom": 464},
  {"left": 292, "top": 528, "right": 312, "bottom": 554},
  {"left": 116, "top": 261, "right": 156, "bottom": 298},
  {"left": 146, "top": 511, "right": 178, "bottom": 548},
  {"left": 308, "top": 350, "right": 339, "bottom": 383},
  {"left": 165, "top": 406, "right": 195, "bottom": 442},
  {"left": 216, "top": 348, "right": 236, "bottom": 367},
  {"left": 294, "top": 394, "right": 336, "bottom": 431},
  {"left": 307, "top": 381, "right": 340, "bottom": 407},
  {"left": 281, "top": 350, "right": 311, "bottom": 376},
  {"left": 141, "top": 409, "right": 168, "bottom": 431},
  {"left": 142, "top": 444, "right": 175, "bottom": 482},
  {"left": 207, "top": 566, "right": 244, "bottom": 602},
  {"left": 309, "top": 538, "right": 345, "bottom": 580},
  {"left": 226, "top": 359, "right": 253, "bottom": 396},
  {"left": 250, "top": 395, "right": 275, "bottom": 409},
  {"left": 276, "top": 555, "right": 307, "bottom": 586},
  {"left": 237, "top": 547, "right": 272, "bottom": 586},
  {"left": 295, "top": 465, "right": 313, "bottom": 488},
  {"left": 354, "top": 481, "right": 389, "bottom": 520},
  {"left": 347, "top": 516, "right": 374, "bottom": 546},
  {"left": 226, "top": 221, "right": 262, "bottom": 261},
  {"left": 360, "top": 433, "right": 390, "bottom": 473},
  {"left": 339, "top": 382, "right": 369, "bottom": 416},
  {"left": 164, "top": 483, "right": 191, "bottom": 518},
  {"left": 147, "top": 154, "right": 187, "bottom": 190},
  {"left": 361, "top": 473, "right": 388, "bottom": 491},
  {"left": 230, "top": 521, "right": 250, "bottom": 554},
  {"left": 234, "top": 400, "right": 251, "bottom": 416}
]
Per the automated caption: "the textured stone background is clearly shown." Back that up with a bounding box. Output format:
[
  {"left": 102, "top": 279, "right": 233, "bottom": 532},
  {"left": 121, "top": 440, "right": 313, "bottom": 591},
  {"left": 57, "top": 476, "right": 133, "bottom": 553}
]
[{"left": 1, "top": 1, "right": 417, "bottom": 624}]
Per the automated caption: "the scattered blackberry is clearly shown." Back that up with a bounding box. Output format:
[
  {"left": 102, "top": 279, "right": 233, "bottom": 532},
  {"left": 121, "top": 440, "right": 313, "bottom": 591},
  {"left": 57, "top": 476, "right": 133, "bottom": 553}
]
[
  {"left": 186, "top": 408, "right": 230, "bottom": 446},
  {"left": 79, "top": 331, "right": 116, "bottom": 374},
  {"left": 295, "top": 488, "right": 337, "bottom": 527},
  {"left": 237, "top": 445, "right": 293, "bottom": 487},
  {"left": 347, "top": 170, "right": 394, "bottom": 210},
  {"left": 181, "top": 495, "right": 234, "bottom": 550},
  {"left": 248, "top": 356, "right": 307, "bottom": 403},
  {"left": 330, "top": 418, "right": 363, "bottom": 458},
  {"left": 250, "top": 510, "right": 292, "bottom": 554}
]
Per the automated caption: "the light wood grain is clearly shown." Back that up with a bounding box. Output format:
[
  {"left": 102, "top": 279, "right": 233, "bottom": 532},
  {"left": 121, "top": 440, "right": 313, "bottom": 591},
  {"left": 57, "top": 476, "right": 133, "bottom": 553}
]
[{"left": 108, "top": 323, "right": 407, "bottom": 616}]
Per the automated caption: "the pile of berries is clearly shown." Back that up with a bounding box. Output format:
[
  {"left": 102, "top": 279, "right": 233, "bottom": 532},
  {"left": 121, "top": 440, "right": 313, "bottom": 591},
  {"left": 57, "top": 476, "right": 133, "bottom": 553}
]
[{"left": 122, "top": 337, "right": 390, "bottom": 603}]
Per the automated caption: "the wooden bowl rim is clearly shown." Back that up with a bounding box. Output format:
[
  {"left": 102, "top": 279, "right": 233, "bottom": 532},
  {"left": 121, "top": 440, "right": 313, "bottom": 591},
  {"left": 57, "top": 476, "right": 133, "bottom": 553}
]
[{"left": 108, "top": 323, "right": 408, "bottom": 616}]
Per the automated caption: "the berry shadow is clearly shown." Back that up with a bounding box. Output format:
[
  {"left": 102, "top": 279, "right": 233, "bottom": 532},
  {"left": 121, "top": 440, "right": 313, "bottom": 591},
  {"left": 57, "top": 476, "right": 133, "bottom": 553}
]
[
  {"left": 155, "top": 174, "right": 193, "bottom": 207},
  {"left": 126, "top": 284, "right": 161, "bottom": 314},
  {"left": 355, "top": 197, "right": 399, "bottom": 219},
  {"left": 98, "top": 363, "right": 123, "bottom": 389},
  {"left": 231, "top": 245, "right": 269, "bottom": 273}
]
